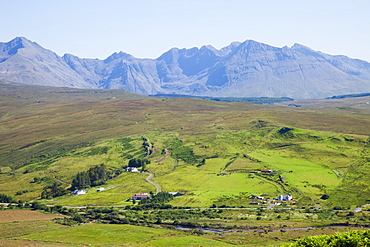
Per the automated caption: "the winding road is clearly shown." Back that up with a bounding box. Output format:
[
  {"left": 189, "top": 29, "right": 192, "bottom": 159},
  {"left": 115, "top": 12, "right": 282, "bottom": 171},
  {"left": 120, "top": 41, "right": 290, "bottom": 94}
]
[
  {"left": 142, "top": 149, "right": 171, "bottom": 193},
  {"left": 144, "top": 172, "right": 161, "bottom": 193}
]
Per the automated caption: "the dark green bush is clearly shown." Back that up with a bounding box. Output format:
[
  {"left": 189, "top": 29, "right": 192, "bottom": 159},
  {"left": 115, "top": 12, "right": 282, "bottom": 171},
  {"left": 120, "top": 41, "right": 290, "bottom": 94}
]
[{"left": 280, "top": 230, "right": 370, "bottom": 247}]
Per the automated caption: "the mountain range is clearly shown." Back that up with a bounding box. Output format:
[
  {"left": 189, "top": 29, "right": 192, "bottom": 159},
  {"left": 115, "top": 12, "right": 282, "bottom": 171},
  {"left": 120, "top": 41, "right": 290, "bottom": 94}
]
[{"left": 1, "top": 37, "right": 370, "bottom": 99}]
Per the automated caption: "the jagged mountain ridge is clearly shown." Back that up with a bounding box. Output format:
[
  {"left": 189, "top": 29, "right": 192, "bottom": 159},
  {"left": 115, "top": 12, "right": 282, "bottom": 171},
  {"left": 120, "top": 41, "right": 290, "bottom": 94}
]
[
  {"left": 1, "top": 37, "right": 370, "bottom": 99},
  {"left": 0, "top": 37, "right": 92, "bottom": 88}
]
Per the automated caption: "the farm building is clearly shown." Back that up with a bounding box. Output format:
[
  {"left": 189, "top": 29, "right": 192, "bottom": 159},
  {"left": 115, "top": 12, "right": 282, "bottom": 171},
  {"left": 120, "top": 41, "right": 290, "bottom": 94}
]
[
  {"left": 97, "top": 188, "right": 105, "bottom": 192},
  {"left": 277, "top": 194, "right": 293, "bottom": 201},
  {"left": 249, "top": 195, "right": 264, "bottom": 200},
  {"left": 72, "top": 190, "right": 86, "bottom": 195},
  {"left": 261, "top": 169, "right": 274, "bottom": 173},
  {"left": 125, "top": 167, "right": 139, "bottom": 172},
  {"left": 132, "top": 193, "right": 151, "bottom": 200},
  {"left": 168, "top": 192, "right": 185, "bottom": 197}
]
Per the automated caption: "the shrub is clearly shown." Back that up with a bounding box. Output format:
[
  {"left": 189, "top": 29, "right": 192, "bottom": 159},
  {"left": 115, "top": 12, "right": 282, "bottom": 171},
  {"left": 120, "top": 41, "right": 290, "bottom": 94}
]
[
  {"left": 279, "top": 230, "right": 370, "bottom": 247},
  {"left": 333, "top": 206, "right": 343, "bottom": 210},
  {"left": 16, "top": 190, "right": 29, "bottom": 195},
  {"left": 0, "top": 193, "right": 15, "bottom": 203},
  {"left": 86, "top": 146, "right": 109, "bottom": 156},
  {"left": 127, "top": 158, "right": 150, "bottom": 168},
  {"left": 321, "top": 194, "right": 330, "bottom": 200}
]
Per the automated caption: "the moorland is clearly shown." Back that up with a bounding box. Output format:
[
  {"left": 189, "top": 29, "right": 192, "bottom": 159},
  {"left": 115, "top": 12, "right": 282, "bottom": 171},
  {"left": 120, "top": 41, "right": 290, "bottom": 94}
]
[{"left": 0, "top": 83, "right": 369, "bottom": 246}]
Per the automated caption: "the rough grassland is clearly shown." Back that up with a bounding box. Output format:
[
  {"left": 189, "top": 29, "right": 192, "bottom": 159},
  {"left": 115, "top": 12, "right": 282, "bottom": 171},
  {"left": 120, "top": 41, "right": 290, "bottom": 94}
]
[
  {"left": 0, "top": 209, "right": 63, "bottom": 222},
  {"left": 21, "top": 223, "right": 231, "bottom": 246},
  {"left": 1, "top": 210, "right": 367, "bottom": 247},
  {"left": 1, "top": 85, "right": 370, "bottom": 208},
  {"left": 0, "top": 210, "right": 68, "bottom": 246}
]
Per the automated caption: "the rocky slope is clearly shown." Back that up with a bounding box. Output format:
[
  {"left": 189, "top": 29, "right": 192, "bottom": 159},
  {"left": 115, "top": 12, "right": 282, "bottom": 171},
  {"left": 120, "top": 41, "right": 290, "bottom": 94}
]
[{"left": 1, "top": 37, "right": 370, "bottom": 99}]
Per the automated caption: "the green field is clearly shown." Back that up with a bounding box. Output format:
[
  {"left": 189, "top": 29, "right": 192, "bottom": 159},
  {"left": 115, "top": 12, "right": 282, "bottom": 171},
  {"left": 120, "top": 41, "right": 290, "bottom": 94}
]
[
  {"left": 1, "top": 210, "right": 369, "bottom": 247},
  {"left": 1, "top": 84, "right": 369, "bottom": 208},
  {"left": 1, "top": 84, "right": 370, "bottom": 246},
  {"left": 21, "top": 223, "right": 231, "bottom": 246},
  {"left": 3, "top": 127, "right": 366, "bottom": 208}
]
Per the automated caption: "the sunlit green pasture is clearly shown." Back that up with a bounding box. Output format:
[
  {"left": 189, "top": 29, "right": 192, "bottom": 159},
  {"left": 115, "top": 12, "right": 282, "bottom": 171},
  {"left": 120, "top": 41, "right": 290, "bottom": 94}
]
[
  {"left": 159, "top": 161, "right": 281, "bottom": 207},
  {"left": 21, "top": 223, "right": 231, "bottom": 246},
  {"left": 251, "top": 149, "right": 340, "bottom": 194},
  {"left": 226, "top": 158, "right": 261, "bottom": 170}
]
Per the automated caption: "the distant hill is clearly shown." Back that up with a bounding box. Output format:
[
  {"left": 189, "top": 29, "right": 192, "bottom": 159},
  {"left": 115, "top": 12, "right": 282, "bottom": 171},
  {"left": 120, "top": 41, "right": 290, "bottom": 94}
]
[
  {"left": 0, "top": 83, "right": 148, "bottom": 103},
  {"left": 1, "top": 37, "right": 370, "bottom": 99}
]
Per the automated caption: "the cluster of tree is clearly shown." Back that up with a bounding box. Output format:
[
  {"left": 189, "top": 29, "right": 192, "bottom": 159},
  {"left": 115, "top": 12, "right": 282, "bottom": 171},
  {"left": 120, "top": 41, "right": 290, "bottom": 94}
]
[
  {"left": 150, "top": 94, "right": 294, "bottom": 104},
  {"left": 142, "top": 136, "right": 154, "bottom": 155},
  {"left": 71, "top": 164, "right": 110, "bottom": 190},
  {"left": 127, "top": 158, "right": 150, "bottom": 171},
  {"left": 139, "top": 192, "right": 174, "bottom": 205},
  {"left": 0, "top": 193, "right": 15, "bottom": 203},
  {"left": 41, "top": 182, "right": 68, "bottom": 199}
]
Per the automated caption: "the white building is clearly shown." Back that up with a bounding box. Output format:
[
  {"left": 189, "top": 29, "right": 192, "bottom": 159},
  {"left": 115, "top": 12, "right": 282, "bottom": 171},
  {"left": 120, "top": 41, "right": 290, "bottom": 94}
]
[
  {"left": 73, "top": 190, "right": 86, "bottom": 195},
  {"left": 277, "top": 194, "right": 293, "bottom": 201},
  {"left": 125, "top": 167, "right": 139, "bottom": 172}
]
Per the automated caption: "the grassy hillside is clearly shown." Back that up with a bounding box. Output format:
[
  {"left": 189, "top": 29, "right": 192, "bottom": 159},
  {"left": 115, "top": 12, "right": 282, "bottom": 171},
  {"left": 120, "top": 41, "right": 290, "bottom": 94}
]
[{"left": 0, "top": 85, "right": 370, "bottom": 209}]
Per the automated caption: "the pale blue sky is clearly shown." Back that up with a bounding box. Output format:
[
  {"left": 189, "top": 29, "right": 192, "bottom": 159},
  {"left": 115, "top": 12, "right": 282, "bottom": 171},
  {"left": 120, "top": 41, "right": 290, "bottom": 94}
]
[{"left": 1, "top": 0, "right": 370, "bottom": 61}]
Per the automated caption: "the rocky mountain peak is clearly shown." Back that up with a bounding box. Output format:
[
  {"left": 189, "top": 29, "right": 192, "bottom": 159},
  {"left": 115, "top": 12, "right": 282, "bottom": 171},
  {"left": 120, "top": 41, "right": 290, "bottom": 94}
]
[
  {"left": 1, "top": 37, "right": 370, "bottom": 99},
  {"left": 0, "top": 37, "right": 28, "bottom": 58},
  {"left": 104, "top": 51, "right": 135, "bottom": 63}
]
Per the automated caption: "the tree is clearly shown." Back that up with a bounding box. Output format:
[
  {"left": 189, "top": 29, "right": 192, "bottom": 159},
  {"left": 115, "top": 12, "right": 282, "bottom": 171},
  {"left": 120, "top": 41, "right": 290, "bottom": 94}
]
[
  {"left": 128, "top": 158, "right": 150, "bottom": 168},
  {"left": 141, "top": 162, "right": 147, "bottom": 171},
  {"left": 0, "top": 193, "right": 14, "bottom": 203},
  {"left": 71, "top": 164, "right": 110, "bottom": 190},
  {"left": 321, "top": 194, "right": 329, "bottom": 200},
  {"left": 139, "top": 192, "right": 174, "bottom": 205},
  {"left": 41, "top": 182, "right": 68, "bottom": 199}
]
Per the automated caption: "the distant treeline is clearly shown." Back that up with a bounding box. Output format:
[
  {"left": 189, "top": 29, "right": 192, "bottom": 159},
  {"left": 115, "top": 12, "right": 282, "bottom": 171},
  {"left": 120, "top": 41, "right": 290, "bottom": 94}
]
[
  {"left": 150, "top": 94, "right": 294, "bottom": 104},
  {"left": 327, "top": 92, "right": 370, "bottom": 99}
]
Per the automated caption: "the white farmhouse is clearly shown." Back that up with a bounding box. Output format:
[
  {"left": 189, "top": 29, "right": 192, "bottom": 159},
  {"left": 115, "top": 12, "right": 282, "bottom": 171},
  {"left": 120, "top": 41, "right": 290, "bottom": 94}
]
[
  {"left": 277, "top": 194, "right": 293, "bottom": 201},
  {"left": 125, "top": 167, "right": 139, "bottom": 172},
  {"left": 73, "top": 190, "right": 86, "bottom": 195}
]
